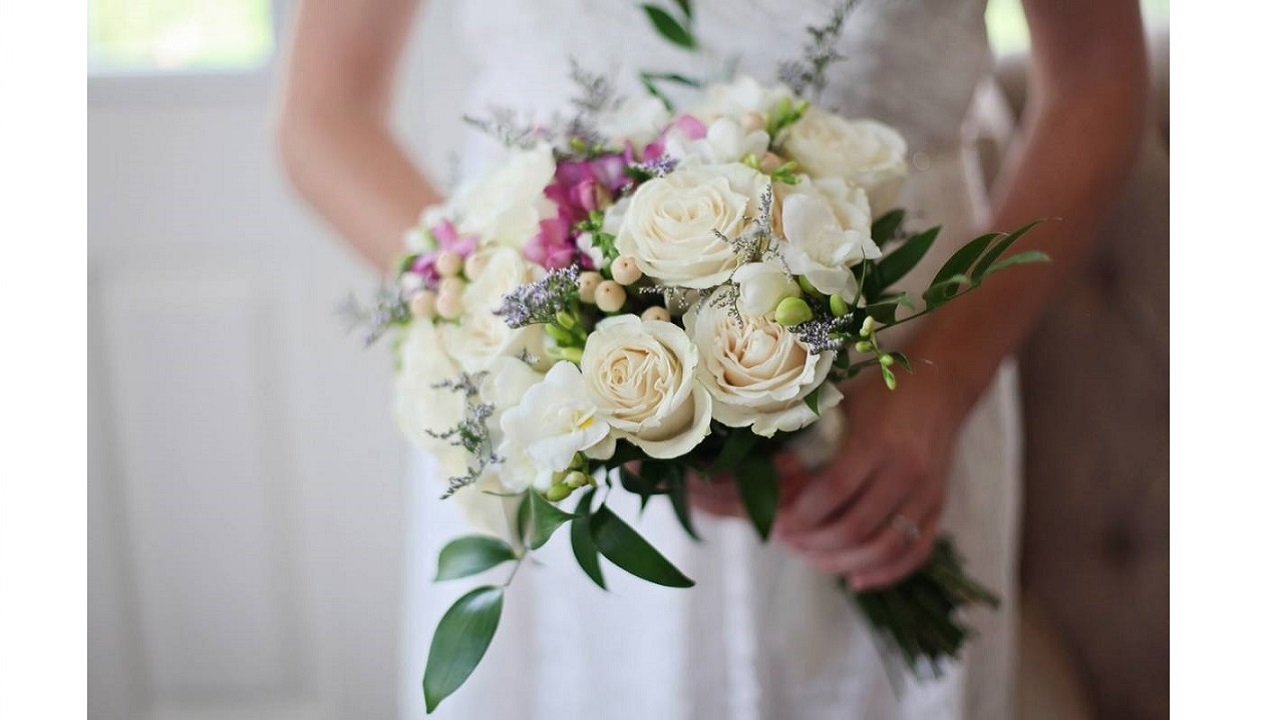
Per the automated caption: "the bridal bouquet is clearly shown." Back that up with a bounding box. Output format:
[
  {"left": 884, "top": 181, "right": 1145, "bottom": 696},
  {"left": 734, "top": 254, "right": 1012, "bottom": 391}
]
[{"left": 351, "top": 2, "right": 1044, "bottom": 712}]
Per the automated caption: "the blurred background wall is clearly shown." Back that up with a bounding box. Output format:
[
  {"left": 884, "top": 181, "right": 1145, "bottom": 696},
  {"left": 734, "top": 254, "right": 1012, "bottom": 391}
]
[{"left": 86, "top": 2, "right": 1168, "bottom": 719}]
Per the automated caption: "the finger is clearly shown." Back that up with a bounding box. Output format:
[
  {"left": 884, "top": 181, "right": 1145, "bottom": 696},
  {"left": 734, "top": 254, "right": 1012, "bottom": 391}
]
[
  {"left": 787, "top": 514, "right": 910, "bottom": 576},
  {"left": 787, "top": 463, "right": 914, "bottom": 548},
  {"left": 775, "top": 454, "right": 878, "bottom": 535},
  {"left": 851, "top": 508, "right": 943, "bottom": 591}
]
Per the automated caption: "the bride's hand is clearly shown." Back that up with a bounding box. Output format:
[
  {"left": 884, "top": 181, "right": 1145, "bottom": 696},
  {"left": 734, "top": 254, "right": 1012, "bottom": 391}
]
[{"left": 773, "top": 369, "right": 964, "bottom": 591}]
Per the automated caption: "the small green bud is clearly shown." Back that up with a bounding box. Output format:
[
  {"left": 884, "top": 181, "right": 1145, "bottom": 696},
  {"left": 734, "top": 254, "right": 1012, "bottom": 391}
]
[
  {"left": 797, "top": 275, "right": 822, "bottom": 298},
  {"left": 569, "top": 452, "right": 587, "bottom": 471},
  {"left": 563, "top": 470, "right": 589, "bottom": 489},
  {"left": 774, "top": 297, "right": 814, "bottom": 326},
  {"left": 559, "top": 346, "right": 583, "bottom": 364},
  {"left": 829, "top": 294, "right": 849, "bottom": 316},
  {"left": 881, "top": 366, "right": 897, "bottom": 391},
  {"left": 796, "top": 99, "right": 811, "bottom": 116},
  {"left": 545, "top": 483, "right": 572, "bottom": 502},
  {"left": 860, "top": 316, "right": 875, "bottom": 338},
  {"left": 741, "top": 153, "right": 761, "bottom": 170},
  {"left": 555, "top": 310, "right": 577, "bottom": 330},
  {"left": 854, "top": 340, "right": 874, "bottom": 354},
  {"left": 879, "top": 353, "right": 895, "bottom": 368},
  {"left": 546, "top": 324, "right": 577, "bottom": 345}
]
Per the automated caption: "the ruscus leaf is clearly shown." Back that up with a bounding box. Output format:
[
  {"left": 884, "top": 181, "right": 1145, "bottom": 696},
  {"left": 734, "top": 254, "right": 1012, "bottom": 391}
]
[
  {"left": 590, "top": 504, "right": 695, "bottom": 587},
  {"left": 972, "top": 220, "right": 1042, "bottom": 279},
  {"left": 435, "top": 535, "right": 517, "bottom": 581},
  {"left": 641, "top": 4, "right": 697, "bottom": 49},
  {"left": 874, "top": 226, "right": 940, "bottom": 294},
  {"left": 929, "top": 232, "right": 1000, "bottom": 289},
  {"left": 570, "top": 491, "right": 607, "bottom": 590},
  {"left": 423, "top": 586, "right": 504, "bottom": 713},
  {"left": 871, "top": 208, "right": 907, "bottom": 247},
  {"left": 734, "top": 452, "right": 780, "bottom": 541},
  {"left": 528, "top": 490, "right": 577, "bottom": 550}
]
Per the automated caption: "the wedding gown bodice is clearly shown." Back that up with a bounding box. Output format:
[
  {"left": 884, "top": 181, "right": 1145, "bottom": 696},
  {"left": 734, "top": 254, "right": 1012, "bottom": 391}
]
[{"left": 456, "top": 0, "right": 992, "bottom": 156}]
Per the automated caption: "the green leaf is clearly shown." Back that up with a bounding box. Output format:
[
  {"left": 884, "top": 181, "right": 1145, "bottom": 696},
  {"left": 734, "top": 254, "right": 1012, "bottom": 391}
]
[
  {"left": 874, "top": 226, "right": 940, "bottom": 294},
  {"left": 971, "top": 220, "right": 1041, "bottom": 279},
  {"left": 423, "top": 586, "right": 504, "bottom": 713},
  {"left": 570, "top": 491, "right": 607, "bottom": 591},
  {"left": 804, "top": 386, "right": 823, "bottom": 415},
  {"left": 929, "top": 232, "right": 1000, "bottom": 290},
  {"left": 666, "top": 473, "right": 700, "bottom": 541},
  {"left": 865, "top": 292, "right": 914, "bottom": 324},
  {"left": 889, "top": 352, "right": 913, "bottom": 373},
  {"left": 870, "top": 209, "right": 906, "bottom": 247},
  {"left": 711, "top": 428, "right": 758, "bottom": 475},
  {"left": 590, "top": 504, "right": 695, "bottom": 587},
  {"left": 527, "top": 491, "right": 577, "bottom": 550},
  {"left": 982, "top": 250, "right": 1051, "bottom": 275},
  {"left": 641, "top": 4, "right": 697, "bottom": 49},
  {"left": 673, "top": 0, "right": 694, "bottom": 21},
  {"left": 640, "top": 71, "right": 701, "bottom": 88},
  {"left": 923, "top": 274, "right": 972, "bottom": 309},
  {"left": 639, "top": 76, "right": 675, "bottom": 112},
  {"left": 733, "top": 452, "right": 780, "bottom": 541},
  {"left": 435, "top": 535, "right": 517, "bottom": 581}
]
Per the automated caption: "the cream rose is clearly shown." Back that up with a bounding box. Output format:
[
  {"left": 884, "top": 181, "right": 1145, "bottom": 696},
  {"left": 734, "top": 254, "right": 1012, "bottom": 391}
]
[
  {"left": 454, "top": 141, "right": 557, "bottom": 249},
  {"left": 781, "top": 109, "right": 907, "bottom": 216},
  {"left": 580, "top": 315, "right": 712, "bottom": 458},
  {"left": 614, "top": 163, "right": 770, "bottom": 289},
  {"left": 440, "top": 248, "right": 548, "bottom": 373},
  {"left": 685, "top": 288, "right": 842, "bottom": 437}
]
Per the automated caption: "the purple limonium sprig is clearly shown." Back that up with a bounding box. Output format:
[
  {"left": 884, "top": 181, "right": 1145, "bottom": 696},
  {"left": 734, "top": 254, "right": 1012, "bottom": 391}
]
[
  {"left": 791, "top": 313, "right": 861, "bottom": 355},
  {"left": 494, "top": 266, "right": 581, "bottom": 329}
]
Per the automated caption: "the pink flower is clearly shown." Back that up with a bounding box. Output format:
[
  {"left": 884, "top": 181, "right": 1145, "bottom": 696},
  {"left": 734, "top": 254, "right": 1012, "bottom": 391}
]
[{"left": 524, "top": 216, "right": 579, "bottom": 269}]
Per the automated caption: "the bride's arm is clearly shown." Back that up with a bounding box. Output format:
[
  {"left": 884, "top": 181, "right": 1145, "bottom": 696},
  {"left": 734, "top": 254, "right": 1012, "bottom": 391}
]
[
  {"left": 901, "top": 0, "right": 1150, "bottom": 424},
  {"left": 277, "top": 0, "right": 440, "bottom": 272},
  {"left": 775, "top": 0, "right": 1149, "bottom": 590}
]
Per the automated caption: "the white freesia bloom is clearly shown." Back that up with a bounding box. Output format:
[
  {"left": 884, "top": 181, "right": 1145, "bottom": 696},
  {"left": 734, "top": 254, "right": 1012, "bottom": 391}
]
[
  {"left": 732, "top": 261, "right": 802, "bottom": 317},
  {"left": 691, "top": 75, "right": 796, "bottom": 122},
  {"left": 497, "top": 362, "right": 612, "bottom": 491},
  {"left": 598, "top": 95, "right": 672, "bottom": 148},
  {"left": 666, "top": 117, "right": 770, "bottom": 166},
  {"left": 779, "top": 179, "right": 879, "bottom": 301},
  {"left": 454, "top": 141, "right": 557, "bottom": 248},
  {"left": 580, "top": 315, "right": 712, "bottom": 458},
  {"left": 781, "top": 109, "right": 908, "bottom": 216},
  {"left": 614, "top": 163, "right": 770, "bottom": 289},
  {"left": 685, "top": 288, "right": 842, "bottom": 437},
  {"left": 440, "top": 248, "right": 547, "bottom": 373}
]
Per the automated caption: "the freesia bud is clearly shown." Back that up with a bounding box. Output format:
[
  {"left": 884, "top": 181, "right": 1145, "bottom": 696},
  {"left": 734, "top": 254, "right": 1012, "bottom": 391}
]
[
  {"left": 774, "top": 297, "right": 813, "bottom": 326},
  {"left": 829, "top": 294, "right": 850, "bottom": 317},
  {"left": 545, "top": 483, "right": 571, "bottom": 502}
]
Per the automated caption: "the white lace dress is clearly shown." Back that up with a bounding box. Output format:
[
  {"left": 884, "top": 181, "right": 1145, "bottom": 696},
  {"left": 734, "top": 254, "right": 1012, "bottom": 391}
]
[{"left": 401, "top": 1, "right": 1022, "bottom": 717}]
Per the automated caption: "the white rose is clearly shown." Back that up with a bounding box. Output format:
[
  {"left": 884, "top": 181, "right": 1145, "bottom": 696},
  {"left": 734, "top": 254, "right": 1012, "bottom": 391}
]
[
  {"left": 685, "top": 288, "right": 843, "bottom": 437},
  {"left": 666, "top": 117, "right": 770, "bottom": 166},
  {"left": 781, "top": 109, "right": 907, "bottom": 216},
  {"left": 440, "top": 248, "right": 547, "bottom": 373},
  {"left": 455, "top": 141, "right": 557, "bottom": 248},
  {"left": 731, "top": 261, "right": 801, "bottom": 317},
  {"left": 691, "top": 75, "right": 796, "bottom": 122},
  {"left": 580, "top": 315, "right": 712, "bottom": 458},
  {"left": 598, "top": 95, "right": 672, "bottom": 148},
  {"left": 496, "top": 361, "right": 613, "bottom": 491},
  {"left": 614, "top": 163, "right": 770, "bottom": 289},
  {"left": 394, "top": 320, "right": 464, "bottom": 453},
  {"left": 779, "top": 179, "right": 879, "bottom": 301}
]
